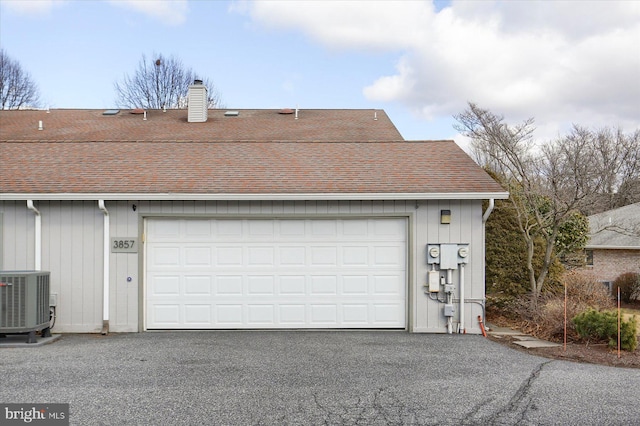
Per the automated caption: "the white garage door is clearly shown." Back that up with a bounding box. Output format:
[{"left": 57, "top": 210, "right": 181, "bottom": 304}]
[{"left": 145, "top": 218, "right": 406, "bottom": 329}]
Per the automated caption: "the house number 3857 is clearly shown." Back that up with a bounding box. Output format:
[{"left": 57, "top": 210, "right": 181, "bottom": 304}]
[{"left": 111, "top": 238, "right": 138, "bottom": 253}]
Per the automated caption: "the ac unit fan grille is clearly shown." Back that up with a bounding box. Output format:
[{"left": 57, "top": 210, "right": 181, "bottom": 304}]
[
  {"left": 0, "top": 276, "right": 27, "bottom": 328},
  {"left": 0, "top": 272, "right": 50, "bottom": 332},
  {"left": 36, "top": 274, "right": 50, "bottom": 325}
]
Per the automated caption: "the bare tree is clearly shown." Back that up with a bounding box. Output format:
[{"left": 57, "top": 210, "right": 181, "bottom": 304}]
[
  {"left": 0, "top": 49, "right": 40, "bottom": 110},
  {"left": 455, "top": 103, "right": 639, "bottom": 304},
  {"left": 583, "top": 128, "right": 640, "bottom": 214},
  {"left": 114, "top": 53, "right": 222, "bottom": 109}
]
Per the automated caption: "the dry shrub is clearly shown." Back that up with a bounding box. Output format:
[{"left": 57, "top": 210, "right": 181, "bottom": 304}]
[
  {"left": 518, "top": 272, "right": 613, "bottom": 342},
  {"left": 613, "top": 272, "right": 640, "bottom": 303}
]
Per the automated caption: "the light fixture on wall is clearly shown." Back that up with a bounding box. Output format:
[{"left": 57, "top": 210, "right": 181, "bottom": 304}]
[
  {"left": 132, "top": 204, "right": 137, "bottom": 212},
  {"left": 440, "top": 209, "right": 451, "bottom": 224}
]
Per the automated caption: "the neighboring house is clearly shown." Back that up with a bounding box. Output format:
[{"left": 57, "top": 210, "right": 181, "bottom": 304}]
[
  {"left": 0, "top": 84, "right": 507, "bottom": 334},
  {"left": 584, "top": 203, "right": 640, "bottom": 290}
]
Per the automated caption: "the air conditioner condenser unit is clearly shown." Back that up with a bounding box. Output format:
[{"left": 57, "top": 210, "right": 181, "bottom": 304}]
[{"left": 0, "top": 271, "right": 52, "bottom": 343}]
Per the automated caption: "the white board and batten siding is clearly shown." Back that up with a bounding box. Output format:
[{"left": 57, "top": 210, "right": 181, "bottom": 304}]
[{"left": 0, "top": 199, "right": 486, "bottom": 333}]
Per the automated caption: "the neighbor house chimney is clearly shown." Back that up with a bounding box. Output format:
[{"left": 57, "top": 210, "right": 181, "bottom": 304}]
[{"left": 188, "top": 80, "right": 208, "bottom": 123}]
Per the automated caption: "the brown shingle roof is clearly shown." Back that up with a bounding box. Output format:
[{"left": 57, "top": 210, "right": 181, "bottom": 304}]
[
  {"left": 0, "top": 108, "right": 402, "bottom": 142},
  {"left": 0, "top": 109, "right": 507, "bottom": 199}
]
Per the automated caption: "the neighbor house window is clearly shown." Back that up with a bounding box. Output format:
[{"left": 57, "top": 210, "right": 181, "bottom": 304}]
[
  {"left": 585, "top": 249, "right": 593, "bottom": 266},
  {"left": 601, "top": 281, "right": 613, "bottom": 295}
]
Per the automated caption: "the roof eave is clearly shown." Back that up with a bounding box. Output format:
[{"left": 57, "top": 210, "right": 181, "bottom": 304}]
[
  {"left": 586, "top": 245, "right": 640, "bottom": 250},
  {"left": 1, "top": 192, "right": 510, "bottom": 202}
]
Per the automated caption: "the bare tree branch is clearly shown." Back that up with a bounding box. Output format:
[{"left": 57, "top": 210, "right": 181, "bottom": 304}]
[
  {"left": 454, "top": 102, "right": 638, "bottom": 304},
  {"left": 114, "top": 53, "right": 223, "bottom": 109},
  {"left": 0, "top": 49, "right": 40, "bottom": 110}
]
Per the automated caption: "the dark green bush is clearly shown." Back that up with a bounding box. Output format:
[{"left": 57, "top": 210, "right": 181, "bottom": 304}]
[
  {"left": 612, "top": 272, "right": 640, "bottom": 304},
  {"left": 572, "top": 309, "right": 637, "bottom": 351}
]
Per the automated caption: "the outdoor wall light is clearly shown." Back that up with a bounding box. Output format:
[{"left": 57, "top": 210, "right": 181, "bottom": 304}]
[{"left": 440, "top": 209, "right": 451, "bottom": 224}]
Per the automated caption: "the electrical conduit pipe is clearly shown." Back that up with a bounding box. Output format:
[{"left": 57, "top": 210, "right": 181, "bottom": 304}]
[
  {"left": 26, "top": 200, "right": 41, "bottom": 270},
  {"left": 447, "top": 269, "right": 453, "bottom": 334},
  {"left": 98, "top": 200, "right": 110, "bottom": 335},
  {"left": 459, "top": 263, "right": 465, "bottom": 333}
]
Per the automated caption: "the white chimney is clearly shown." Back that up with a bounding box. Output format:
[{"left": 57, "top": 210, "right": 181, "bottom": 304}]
[{"left": 188, "top": 80, "right": 208, "bottom": 123}]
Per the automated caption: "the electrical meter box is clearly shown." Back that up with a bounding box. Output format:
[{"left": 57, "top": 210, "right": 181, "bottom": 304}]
[
  {"left": 444, "top": 304, "right": 455, "bottom": 317},
  {"left": 426, "top": 245, "right": 440, "bottom": 264},
  {"left": 457, "top": 244, "right": 470, "bottom": 264},
  {"left": 439, "top": 244, "right": 458, "bottom": 269},
  {"left": 427, "top": 243, "right": 470, "bottom": 267},
  {"left": 428, "top": 271, "right": 440, "bottom": 292}
]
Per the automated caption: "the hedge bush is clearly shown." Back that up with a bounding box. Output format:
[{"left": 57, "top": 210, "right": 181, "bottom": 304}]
[
  {"left": 612, "top": 272, "right": 640, "bottom": 304},
  {"left": 572, "top": 309, "right": 637, "bottom": 351}
]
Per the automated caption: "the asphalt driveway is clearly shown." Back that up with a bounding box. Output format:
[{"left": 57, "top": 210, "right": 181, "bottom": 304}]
[{"left": 1, "top": 331, "right": 638, "bottom": 425}]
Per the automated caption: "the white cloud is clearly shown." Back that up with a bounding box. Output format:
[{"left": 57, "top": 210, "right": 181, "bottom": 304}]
[
  {"left": 1, "top": 0, "right": 67, "bottom": 16},
  {"left": 108, "top": 0, "right": 189, "bottom": 26},
  {"left": 234, "top": 0, "right": 436, "bottom": 51},
  {"left": 236, "top": 0, "right": 640, "bottom": 138}
]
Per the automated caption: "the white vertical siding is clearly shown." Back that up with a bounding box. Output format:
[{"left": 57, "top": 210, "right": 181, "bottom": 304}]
[
  {"left": 0, "top": 198, "right": 486, "bottom": 334},
  {"left": 0, "top": 201, "right": 35, "bottom": 269},
  {"left": 109, "top": 201, "right": 140, "bottom": 332},
  {"left": 413, "top": 199, "right": 484, "bottom": 333},
  {"left": 40, "top": 201, "right": 103, "bottom": 332}
]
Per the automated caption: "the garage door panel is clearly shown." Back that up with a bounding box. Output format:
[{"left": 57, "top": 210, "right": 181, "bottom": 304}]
[
  {"left": 374, "top": 275, "right": 405, "bottom": 295},
  {"left": 342, "top": 304, "right": 368, "bottom": 323},
  {"left": 150, "top": 275, "right": 180, "bottom": 296},
  {"left": 374, "top": 220, "right": 403, "bottom": 236},
  {"left": 312, "top": 221, "right": 337, "bottom": 236},
  {"left": 151, "top": 304, "right": 180, "bottom": 325},
  {"left": 184, "top": 276, "right": 212, "bottom": 295},
  {"left": 217, "top": 247, "right": 243, "bottom": 265},
  {"left": 151, "top": 246, "right": 180, "bottom": 267},
  {"left": 311, "top": 246, "right": 338, "bottom": 265},
  {"left": 311, "top": 305, "right": 337, "bottom": 323},
  {"left": 149, "top": 219, "right": 180, "bottom": 239},
  {"left": 342, "top": 276, "right": 368, "bottom": 294},
  {"left": 248, "top": 247, "right": 274, "bottom": 265},
  {"left": 217, "top": 220, "right": 242, "bottom": 237},
  {"left": 185, "top": 247, "right": 211, "bottom": 266},
  {"left": 248, "top": 276, "right": 275, "bottom": 294},
  {"left": 185, "top": 220, "right": 212, "bottom": 238},
  {"left": 374, "top": 245, "right": 405, "bottom": 265},
  {"left": 310, "top": 276, "right": 338, "bottom": 295},
  {"left": 343, "top": 246, "right": 369, "bottom": 265},
  {"left": 217, "top": 276, "right": 243, "bottom": 294},
  {"left": 342, "top": 219, "right": 368, "bottom": 236},
  {"left": 184, "top": 304, "right": 212, "bottom": 325},
  {"left": 279, "top": 246, "right": 306, "bottom": 265},
  {"left": 217, "top": 305, "right": 243, "bottom": 324},
  {"left": 279, "top": 305, "right": 306, "bottom": 323},
  {"left": 248, "top": 305, "right": 275, "bottom": 324},
  {"left": 146, "top": 218, "right": 406, "bottom": 329},
  {"left": 249, "top": 220, "right": 274, "bottom": 236},
  {"left": 279, "top": 220, "right": 305, "bottom": 236},
  {"left": 279, "top": 276, "right": 306, "bottom": 294},
  {"left": 373, "top": 304, "right": 404, "bottom": 323}
]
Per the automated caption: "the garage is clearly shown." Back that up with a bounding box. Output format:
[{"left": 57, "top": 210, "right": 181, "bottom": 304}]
[{"left": 145, "top": 217, "right": 407, "bottom": 329}]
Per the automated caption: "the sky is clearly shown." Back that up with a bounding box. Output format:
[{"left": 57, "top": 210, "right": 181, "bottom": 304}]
[{"left": 1, "top": 0, "right": 639, "bottom": 151}]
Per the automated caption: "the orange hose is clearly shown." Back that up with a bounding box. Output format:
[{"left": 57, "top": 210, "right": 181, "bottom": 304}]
[{"left": 478, "top": 315, "right": 487, "bottom": 337}]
